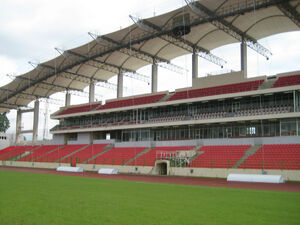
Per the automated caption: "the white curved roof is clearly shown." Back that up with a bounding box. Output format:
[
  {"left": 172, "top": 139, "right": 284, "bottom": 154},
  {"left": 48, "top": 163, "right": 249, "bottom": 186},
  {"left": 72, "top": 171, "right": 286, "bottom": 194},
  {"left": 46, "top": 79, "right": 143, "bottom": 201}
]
[{"left": 0, "top": 0, "right": 299, "bottom": 112}]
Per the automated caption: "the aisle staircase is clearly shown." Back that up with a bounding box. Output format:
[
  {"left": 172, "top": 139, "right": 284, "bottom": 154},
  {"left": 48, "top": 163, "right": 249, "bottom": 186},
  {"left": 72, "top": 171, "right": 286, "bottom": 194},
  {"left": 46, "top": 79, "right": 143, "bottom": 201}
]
[{"left": 232, "top": 144, "right": 262, "bottom": 168}]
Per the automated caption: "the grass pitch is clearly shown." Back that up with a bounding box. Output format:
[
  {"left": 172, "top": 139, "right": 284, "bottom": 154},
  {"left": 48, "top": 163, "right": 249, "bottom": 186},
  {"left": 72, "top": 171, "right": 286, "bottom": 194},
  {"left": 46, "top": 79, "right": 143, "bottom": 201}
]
[{"left": 0, "top": 170, "right": 299, "bottom": 225}]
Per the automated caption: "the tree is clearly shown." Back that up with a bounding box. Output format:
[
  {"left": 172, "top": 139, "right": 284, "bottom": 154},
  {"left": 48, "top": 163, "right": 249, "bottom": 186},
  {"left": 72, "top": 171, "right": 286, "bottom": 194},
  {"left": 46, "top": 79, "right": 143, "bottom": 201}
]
[{"left": 0, "top": 112, "right": 10, "bottom": 133}]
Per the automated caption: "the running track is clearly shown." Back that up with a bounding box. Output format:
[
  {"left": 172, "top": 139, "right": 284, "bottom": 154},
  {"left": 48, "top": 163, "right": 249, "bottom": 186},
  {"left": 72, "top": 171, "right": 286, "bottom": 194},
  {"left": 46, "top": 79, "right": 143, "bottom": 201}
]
[{"left": 1, "top": 166, "right": 300, "bottom": 192}]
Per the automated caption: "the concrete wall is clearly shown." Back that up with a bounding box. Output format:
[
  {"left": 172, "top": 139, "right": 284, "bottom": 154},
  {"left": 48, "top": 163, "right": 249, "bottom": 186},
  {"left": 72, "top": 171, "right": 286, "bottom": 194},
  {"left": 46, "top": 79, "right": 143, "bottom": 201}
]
[
  {"left": 49, "top": 134, "right": 65, "bottom": 145},
  {"left": 115, "top": 141, "right": 151, "bottom": 147},
  {"left": 68, "top": 132, "right": 91, "bottom": 145},
  {"left": 169, "top": 167, "right": 300, "bottom": 182},
  {"left": 114, "top": 136, "right": 300, "bottom": 148},
  {"left": 0, "top": 133, "right": 13, "bottom": 150},
  {"left": 192, "top": 71, "right": 265, "bottom": 89},
  {"left": 93, "top": 139, "right": 116, "bottom": 144},
  {"left": 3, "top": 160, "right": 300, "bottom": 181}
]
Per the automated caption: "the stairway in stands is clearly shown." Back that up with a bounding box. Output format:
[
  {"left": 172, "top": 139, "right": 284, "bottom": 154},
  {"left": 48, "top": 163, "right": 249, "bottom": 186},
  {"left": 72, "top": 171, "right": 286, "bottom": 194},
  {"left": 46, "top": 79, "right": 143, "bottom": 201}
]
[
  {"left": 85, "top": 144, "right": 115, "bottom": 164},
  {"left": 57, "top": 144, "right": 90, "bottom": 163},
  {"left": 124, "top": 147, "right": 153, "bottom": 166},
  {"left": 232, "top": 144, "right": 262, "bottom": 168}
]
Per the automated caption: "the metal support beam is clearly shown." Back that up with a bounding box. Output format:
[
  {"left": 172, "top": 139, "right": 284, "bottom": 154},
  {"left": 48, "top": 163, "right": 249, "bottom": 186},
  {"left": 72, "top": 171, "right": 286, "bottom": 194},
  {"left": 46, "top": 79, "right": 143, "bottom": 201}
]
[
  {"left": 99, "top": 34, "right": 188, "bottom": 75},
  {"left": 6, "top": 73, "right": 81, "bottom": 93},
  {"left": 117, "top": 72, "right": 124, "bottom": 98},
  {"left": 151, "top": 63, "right": 158, "bottom": 93},
  {"left": 0, "top": 0, "right": 285, "bottom": 106},
  {"left": 186, "top": 0, "right": 272, "bottom": 59},
  {"left": 136, "top": 18, "right": 227, "bottom": 67},
  {"left": 241, "top": 39, "right": 248, "bottom": 77},
  {"left": 277, "top": 1, "right": 300, "bottom": 28},
  {"left": 66, "top": 50, "right": 150, "bottom": 83}
]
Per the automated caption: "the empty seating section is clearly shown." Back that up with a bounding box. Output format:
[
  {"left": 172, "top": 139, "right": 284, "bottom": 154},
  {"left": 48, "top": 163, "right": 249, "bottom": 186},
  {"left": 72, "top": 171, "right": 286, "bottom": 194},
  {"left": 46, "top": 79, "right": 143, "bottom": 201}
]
[
  {"left": 0, "top": 146, "right": 37, "bottom": 160},
  {"left": 90, "top": 147, "right": 147, "bottom": 165},
  {"left": 234, "top": 105, "right": 292, "bottom": 117},
  {"left": 168, "top": 80, "right": 264, "bottom": 101},
  {"left": 273, "top": 74, "right": 300, "bottom": 88},
  {"left": 63, "top": 144, "right": 108, "bottom": 163},
  {"left": 148, "top": 114, "right": 186, "bottom": 123},
  {"left": 193, "top": 111, "right": 227, "bottom": 120},
  {"left": 130, "top": 146, "right": 195, "bottom": 166},
  {"left": 58, "top": 103, "right": 100, "bottom": 115},
  {"left": 18, "top": 145, "right": 62, "bottom": 161},
  {"left": 37, "top": 144, "right": 86, "bottom": 162},
  {"left": 97, "top": 94, "right": 165, "bottom": 110},
  {"left": 0, "top": 146, "right": 19, "bottom": 157},
  {"left": 188, "top": 145, "right": 250, "bottom": 168},
  {"left": 238, "top": 144, "right": 300, "bottom": 170}
]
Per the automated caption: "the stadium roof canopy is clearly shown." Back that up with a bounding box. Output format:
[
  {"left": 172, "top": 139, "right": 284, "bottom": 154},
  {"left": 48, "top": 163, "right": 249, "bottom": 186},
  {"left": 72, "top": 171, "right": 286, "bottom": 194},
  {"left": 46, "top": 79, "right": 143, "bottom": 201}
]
[{"left": 0, "top": 0, "right": 299, "bottom": 112}]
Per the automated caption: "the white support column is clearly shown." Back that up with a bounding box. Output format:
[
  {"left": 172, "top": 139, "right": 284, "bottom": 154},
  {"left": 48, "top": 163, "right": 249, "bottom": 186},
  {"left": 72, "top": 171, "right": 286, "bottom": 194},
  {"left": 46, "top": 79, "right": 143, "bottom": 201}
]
[
  {"left": 65, "top": 92, "right": 71, "bottom": 106},
  {"left": 32, "top": 100, "right": 39, "bottom": 143},
  {"left": 192, "top": 52, "right": 198, "bottom": 86},
  {"left": 117, "top": 73, "right": 123, "bottom": 98},
  {"left": 89, "top": 81, "right": 95, "bottom": 103},
  {"left": 16, "top": 109, "right": 22, "bottom": 143},
  {"left": 241, "top": 40, "right": 247, "bottom": 77},
  {"left": 151, "top": 63, "right": 158, "bottom": 93}
]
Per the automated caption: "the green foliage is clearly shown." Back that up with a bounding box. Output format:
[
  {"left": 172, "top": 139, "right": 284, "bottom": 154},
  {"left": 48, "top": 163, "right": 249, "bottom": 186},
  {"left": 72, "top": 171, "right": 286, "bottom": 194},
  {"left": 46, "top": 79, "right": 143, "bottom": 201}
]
[
  {"left": 0, "top": 170, "right": 300, "bottom": 225},
  {"left": 0, "top": 112, "right": 10, "bottom": 133}
]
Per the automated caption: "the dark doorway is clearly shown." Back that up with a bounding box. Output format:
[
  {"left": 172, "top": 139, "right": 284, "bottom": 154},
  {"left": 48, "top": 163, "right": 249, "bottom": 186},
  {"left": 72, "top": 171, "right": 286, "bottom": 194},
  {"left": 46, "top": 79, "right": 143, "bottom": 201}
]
[{"left": 157, "top": 162, "right": 168, "bottom": 175}]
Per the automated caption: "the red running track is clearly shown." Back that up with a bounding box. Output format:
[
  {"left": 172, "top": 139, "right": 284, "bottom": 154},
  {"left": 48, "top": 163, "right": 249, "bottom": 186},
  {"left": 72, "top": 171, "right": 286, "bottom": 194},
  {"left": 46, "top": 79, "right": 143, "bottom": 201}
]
[{"left": 1, "top": 166, "right": 300, "bottom": 192}]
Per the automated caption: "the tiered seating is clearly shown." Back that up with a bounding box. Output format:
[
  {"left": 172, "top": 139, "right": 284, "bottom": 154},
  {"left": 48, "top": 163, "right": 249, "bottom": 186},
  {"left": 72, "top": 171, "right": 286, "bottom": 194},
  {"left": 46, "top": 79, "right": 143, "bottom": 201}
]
[
  {"left": 0, "top": 146, "right": 37, "bottom": 160},
  {"left": 234, "top": 105, "right": 292, "bottom": 117},
  {"left": 273, "top": 74, "right": 300, "bottom": 88},
  {"left": 148, "top": 114, "right": 186, "bottom": 123},
  {"left": 97, "top": 93, "right": 165, "bottom": 110},
  {"left": 130, "top": 146, "right": 195, "bottom": 166},
  {"left": 58, "top": 103, "right": 101, "bottom": 115},
  {"left": 37, "top": 144, "right": 87, "bottom": 162},
  {"left": 18, "top": 145, "right": 62, "bottom": 162},
  {"left": 188, "top": 145, "right": 250, "bottom": 168},
  {"left": 238, "top": 144, "right": 300, "bottom": 170},
  {"left": 89, "top": 147, "right": 147, "bottom": 165},
  {"left": 168, "top": 80, "right": 264, "bottom": 101},
  {"left": 193, "top": 111, "right": 227, "bottom": 120},
  {"left": 0, "top": 146, "right": 19, "bottom": 158},
  {"left": 63, "top": 144, "right": 108, "bottom": 163}
]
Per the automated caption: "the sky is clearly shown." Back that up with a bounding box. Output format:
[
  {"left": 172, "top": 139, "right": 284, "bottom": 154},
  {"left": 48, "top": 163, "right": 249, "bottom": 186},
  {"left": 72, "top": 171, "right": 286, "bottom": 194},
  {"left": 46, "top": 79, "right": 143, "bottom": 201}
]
[{"left": 0, "top": 0, "right": 300, "bottom": 140}]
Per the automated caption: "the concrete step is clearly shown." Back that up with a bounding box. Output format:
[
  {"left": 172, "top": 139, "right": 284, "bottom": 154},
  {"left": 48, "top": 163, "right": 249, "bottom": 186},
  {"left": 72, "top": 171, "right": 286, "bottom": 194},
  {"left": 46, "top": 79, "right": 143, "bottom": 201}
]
[
  {"left": 35, "top": 145, "right": 65, "bottom": 161},
  {"left": 258, "top": 79, "right": 276, "bottom": 90},
  {"left": 13, "top": 146, "right": 41, "bottom": 161},
  {"left": 124, "top": 146, "right": 154, "bottom": 166},
  {"left": 158, "top": 93, "right": 173, "bottom": 102},
  {"left": 232, "top": 144, "right": 262, "bottom": 168},
  {"left": 56, "top": 144, "right": 90, "bottom": 163},
  {"left": 188, "top": 145, "right": 203, "bottom": 164},
  {"left": 84, "top": 144, "right": 115, "bottom": 164}
]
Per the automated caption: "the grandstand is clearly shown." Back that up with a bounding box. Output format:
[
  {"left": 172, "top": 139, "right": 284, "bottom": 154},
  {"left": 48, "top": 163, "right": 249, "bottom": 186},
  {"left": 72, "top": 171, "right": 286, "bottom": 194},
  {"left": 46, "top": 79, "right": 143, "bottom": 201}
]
[{"left": 0, "top": 0, "right": 300, "bottom": 181}]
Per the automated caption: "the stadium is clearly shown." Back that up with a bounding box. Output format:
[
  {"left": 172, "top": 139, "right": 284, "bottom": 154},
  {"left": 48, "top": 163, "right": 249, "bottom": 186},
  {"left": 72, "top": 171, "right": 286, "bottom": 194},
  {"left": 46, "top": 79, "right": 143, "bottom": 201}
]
[{"left": 1, "top": 0, "right": 300, "bottom": 224}]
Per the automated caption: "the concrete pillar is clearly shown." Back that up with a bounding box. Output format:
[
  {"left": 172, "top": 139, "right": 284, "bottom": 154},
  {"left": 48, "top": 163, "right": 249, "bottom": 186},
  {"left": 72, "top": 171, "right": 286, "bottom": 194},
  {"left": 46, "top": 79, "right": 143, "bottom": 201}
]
[
  {"left": 16, "top": 109, "right": 22, "bottom": 143},
  {"left": 65, "top": 92, "right": 71, "bottom": 106},
  {"left": 117, "top": 73, "right": 123, "bottom": 98},
  {"left": 32, "top": 100, "right": 39, "bottom": 143},
  {"left": 192, "top": 52, "right": 198, "bottom": 86},
  {"left": 151, "top": 63, "right": 158, "bottom": 93},
  {"left": 241, "top": 40, "right": 247, "bottom": 77},
  {"left": 89, "top": 82, "right": 95, "bottom": 103}
]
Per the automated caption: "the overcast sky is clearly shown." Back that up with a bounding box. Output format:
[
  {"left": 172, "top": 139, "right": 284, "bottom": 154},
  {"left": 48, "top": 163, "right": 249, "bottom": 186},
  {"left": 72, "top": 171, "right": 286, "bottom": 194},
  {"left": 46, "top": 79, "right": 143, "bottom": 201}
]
[{"left": 1, "top": 0, "right": 300, "bottom": 140}]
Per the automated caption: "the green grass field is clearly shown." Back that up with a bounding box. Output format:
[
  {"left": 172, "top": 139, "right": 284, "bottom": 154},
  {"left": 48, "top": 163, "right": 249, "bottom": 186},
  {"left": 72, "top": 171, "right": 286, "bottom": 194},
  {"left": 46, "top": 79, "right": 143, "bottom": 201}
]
[{"left": 0, "top": 170, "right": 299, "bottom": 225}]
